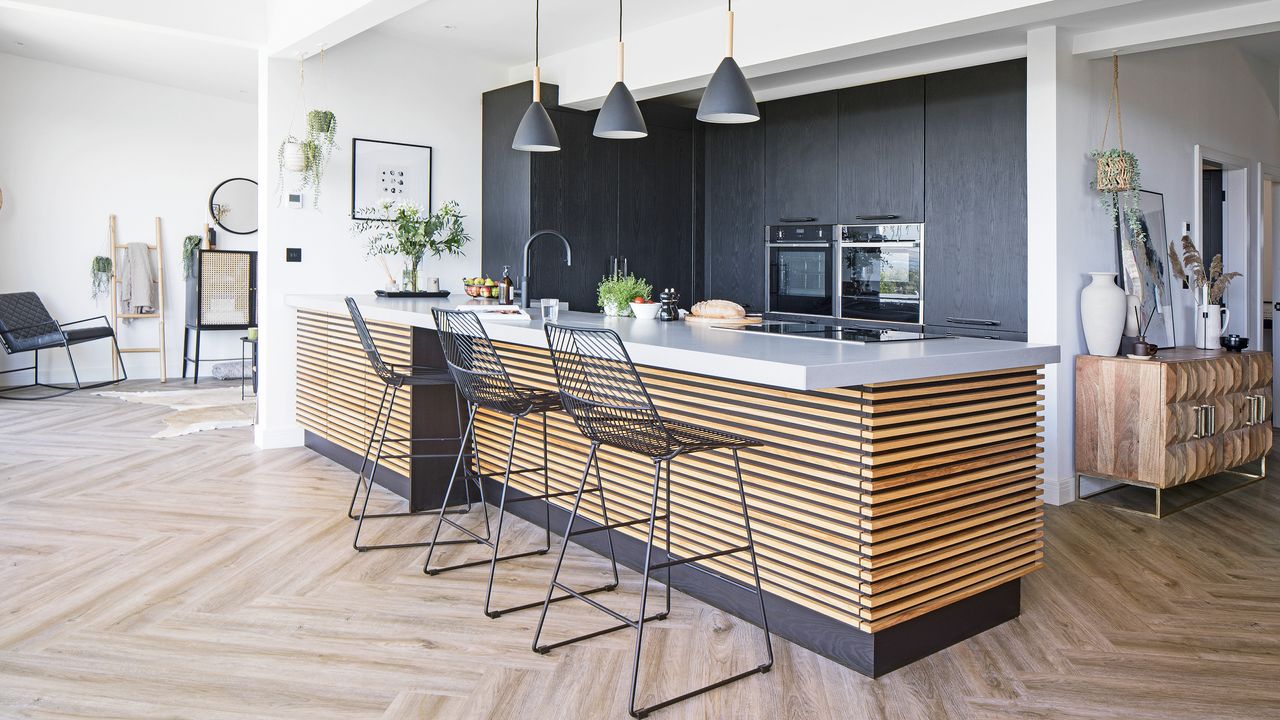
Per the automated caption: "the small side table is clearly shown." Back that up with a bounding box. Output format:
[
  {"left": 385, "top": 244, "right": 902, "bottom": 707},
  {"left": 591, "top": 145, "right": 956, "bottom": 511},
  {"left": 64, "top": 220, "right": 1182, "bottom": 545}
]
[{"left": 240, "top": 336, "right": 258, "bottom": 400}]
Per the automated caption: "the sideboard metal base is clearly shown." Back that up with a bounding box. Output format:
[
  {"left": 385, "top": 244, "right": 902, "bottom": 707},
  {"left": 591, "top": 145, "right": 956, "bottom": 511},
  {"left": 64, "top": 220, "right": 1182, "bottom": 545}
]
[{"left": 1077, "top": 456, "right": 1267, "bottom": 518}]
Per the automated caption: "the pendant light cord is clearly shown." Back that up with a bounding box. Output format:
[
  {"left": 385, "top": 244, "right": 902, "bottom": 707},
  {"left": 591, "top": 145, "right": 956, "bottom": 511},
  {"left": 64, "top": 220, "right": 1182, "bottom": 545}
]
[
  {"left": 535, "top": 0, "right": 540, "bottom": 67},
  {"left": 619, "top": 0, "right": 623, "bottom": 42}
]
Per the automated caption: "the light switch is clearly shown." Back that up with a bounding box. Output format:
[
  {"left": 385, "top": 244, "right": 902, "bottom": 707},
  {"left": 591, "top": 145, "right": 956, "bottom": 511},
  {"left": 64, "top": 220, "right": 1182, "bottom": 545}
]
[{"left": 286, "top": 248, "right": 302, "bottom": 262}]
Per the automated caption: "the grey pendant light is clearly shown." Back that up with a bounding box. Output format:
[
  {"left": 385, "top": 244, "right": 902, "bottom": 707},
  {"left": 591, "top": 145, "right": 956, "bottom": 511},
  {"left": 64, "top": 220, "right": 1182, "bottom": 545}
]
[
  {"left": 594, "top": 0, "right": 647, "bottom": 139},
  {"left": 513, "top": 0, "right": 560, "bottom": 152},
  {"left": 696, "top": 0, "right": 758, "bottom": 124}
]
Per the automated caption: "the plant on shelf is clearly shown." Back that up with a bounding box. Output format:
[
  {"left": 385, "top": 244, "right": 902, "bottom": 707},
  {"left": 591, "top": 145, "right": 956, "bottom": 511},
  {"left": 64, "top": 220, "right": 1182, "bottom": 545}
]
[
  {"left": 596, "top": 271, "right": 652, "bottom": 317},
  {"left": 352, "top": 200, "right": 471, "bottom": 292},
  {"left": 182, "top": 235, "right": 203, "bottom": 276},
  {"left": 90, "top": 256, "right": 112, "bottom": 300}
]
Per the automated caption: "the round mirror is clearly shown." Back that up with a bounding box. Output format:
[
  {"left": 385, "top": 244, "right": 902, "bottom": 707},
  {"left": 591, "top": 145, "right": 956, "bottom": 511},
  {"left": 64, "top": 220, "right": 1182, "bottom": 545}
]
[{"left": 208, "top": 177, "right": 258, "bottom": 235}]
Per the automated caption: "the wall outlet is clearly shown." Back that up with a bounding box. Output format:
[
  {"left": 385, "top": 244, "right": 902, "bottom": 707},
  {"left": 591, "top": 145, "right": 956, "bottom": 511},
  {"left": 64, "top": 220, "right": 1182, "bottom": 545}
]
[{"left": 286, "top": 248, "right": 302, "bottom": 262}]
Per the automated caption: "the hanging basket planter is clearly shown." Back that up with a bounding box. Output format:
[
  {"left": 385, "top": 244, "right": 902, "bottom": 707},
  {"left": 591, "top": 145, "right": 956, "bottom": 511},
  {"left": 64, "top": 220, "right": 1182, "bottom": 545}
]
[
  {"left": 1094, "top": 149, "right": 1136, "bottom": 193},
  {"left": 281, "top": 140, "right": 306, "bottom": 172}
]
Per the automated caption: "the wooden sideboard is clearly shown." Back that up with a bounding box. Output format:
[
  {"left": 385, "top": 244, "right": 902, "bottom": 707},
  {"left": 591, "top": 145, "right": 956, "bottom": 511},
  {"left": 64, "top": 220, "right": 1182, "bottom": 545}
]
[{"left": 1075, "top": 349, "right": 1272, "bottom": 515}]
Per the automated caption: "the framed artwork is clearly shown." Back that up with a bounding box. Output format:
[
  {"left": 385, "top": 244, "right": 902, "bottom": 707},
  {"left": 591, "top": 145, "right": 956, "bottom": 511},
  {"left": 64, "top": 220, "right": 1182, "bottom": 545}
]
[
  {"left": 1117, "top": 190, "right": 1177, "bottom": 347},
  {"left": 351, "top": 138, "right": 432, "bottom": 220}
]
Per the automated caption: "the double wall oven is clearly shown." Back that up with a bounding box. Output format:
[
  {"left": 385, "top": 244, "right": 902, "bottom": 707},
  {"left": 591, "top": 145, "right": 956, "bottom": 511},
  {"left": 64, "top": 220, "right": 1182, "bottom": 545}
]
[{"left": 766, "top": 223, "right": 925, "bottom": 326}]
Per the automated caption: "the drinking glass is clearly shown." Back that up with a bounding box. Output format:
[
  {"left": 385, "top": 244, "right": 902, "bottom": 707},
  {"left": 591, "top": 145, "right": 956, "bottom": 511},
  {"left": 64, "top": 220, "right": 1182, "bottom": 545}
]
[{"left": 541, "top": 297, "right": 560, "bottom": 324}]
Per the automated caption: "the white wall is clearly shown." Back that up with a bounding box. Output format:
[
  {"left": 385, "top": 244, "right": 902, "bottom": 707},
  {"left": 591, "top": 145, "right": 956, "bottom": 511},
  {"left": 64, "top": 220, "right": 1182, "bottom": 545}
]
[
  {"left": 0, "top": 52, "right": 256, "bottom": 384},
  {"left": 253, "top": 30, "right": 507, "bottom": 448},
  {"left": 1034, "top": 36, "right": 1280, "bottom": 503}
]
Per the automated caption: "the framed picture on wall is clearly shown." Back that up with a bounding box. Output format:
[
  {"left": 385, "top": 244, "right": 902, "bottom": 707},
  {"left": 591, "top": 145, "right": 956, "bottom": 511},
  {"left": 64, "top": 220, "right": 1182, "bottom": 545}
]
[{"left": 351, "top": 138, "right": 433, "bottom": 220}]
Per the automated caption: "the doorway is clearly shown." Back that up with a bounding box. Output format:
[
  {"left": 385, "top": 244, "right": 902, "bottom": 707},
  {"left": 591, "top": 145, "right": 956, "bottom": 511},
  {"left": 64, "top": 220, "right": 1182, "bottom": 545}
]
[
  {"left": 1264, "top": 163, "right": 1280, "bottom": 427},
  {"left": 1194, "top": 145, "right": 1253, "bottom": 339}
]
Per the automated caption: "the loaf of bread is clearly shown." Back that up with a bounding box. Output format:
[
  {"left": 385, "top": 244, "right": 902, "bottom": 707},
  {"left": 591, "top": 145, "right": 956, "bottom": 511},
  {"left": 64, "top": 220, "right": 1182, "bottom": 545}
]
[{"left": 690, "top": 299, "right": 746, "bottom": 319}]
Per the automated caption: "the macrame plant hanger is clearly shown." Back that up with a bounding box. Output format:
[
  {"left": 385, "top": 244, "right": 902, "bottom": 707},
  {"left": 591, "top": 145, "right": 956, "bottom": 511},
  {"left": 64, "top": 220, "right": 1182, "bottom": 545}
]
[{"left": 1095, "top": 52, "right": 1134, "bottom": 193}]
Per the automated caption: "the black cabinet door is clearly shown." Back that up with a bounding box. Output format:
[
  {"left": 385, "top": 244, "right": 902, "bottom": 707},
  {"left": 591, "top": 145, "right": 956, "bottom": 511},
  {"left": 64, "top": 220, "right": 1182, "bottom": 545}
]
[
  {"left": 529, "top": 110, "right": 619, "bottom": 312},
  {"left": 923, "top": 60, "right": 1027, "bottom": 333},
  {"left": 619, "top": 123, "right": 694, "bottom": 303},
  {"left": 764, "top": 91, "right": 838, "bottom": 225},
  {"left": 838, "top": 77, "right": 924, "bottom": 223},
  {"left": 703, "top": 121, "right": 766, "bottom": 311}
]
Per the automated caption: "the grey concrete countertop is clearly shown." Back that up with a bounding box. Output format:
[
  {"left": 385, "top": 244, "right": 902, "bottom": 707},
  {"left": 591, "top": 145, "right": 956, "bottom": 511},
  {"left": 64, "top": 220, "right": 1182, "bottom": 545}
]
[{"left": 287, "top": 294, "right": 1060, "bottom": 390}]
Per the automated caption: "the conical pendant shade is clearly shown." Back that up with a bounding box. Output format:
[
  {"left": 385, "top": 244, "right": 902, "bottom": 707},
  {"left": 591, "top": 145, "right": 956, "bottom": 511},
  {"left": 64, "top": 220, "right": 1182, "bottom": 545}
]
[
  {"left": 513, "top": 100, "right": 560, "bottom": 152},
  {"left": 594, "top": 81, "right": 647, "bottom": 139},
  {"left": 697, "top": 56, "right": 758, "bottom": 123}
]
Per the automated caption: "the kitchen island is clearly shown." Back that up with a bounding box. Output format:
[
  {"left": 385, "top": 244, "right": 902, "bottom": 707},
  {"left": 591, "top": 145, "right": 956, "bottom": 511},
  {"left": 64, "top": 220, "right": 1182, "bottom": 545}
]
[{"left": 287, "top": 294, "right": 1060, "bottom": 676}]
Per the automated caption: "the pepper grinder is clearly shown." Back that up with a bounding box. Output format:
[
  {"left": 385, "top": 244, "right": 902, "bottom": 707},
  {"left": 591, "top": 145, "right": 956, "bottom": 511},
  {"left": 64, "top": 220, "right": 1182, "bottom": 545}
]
[{"left": 658, "top": 288, "right": 680, "bottom": 322}]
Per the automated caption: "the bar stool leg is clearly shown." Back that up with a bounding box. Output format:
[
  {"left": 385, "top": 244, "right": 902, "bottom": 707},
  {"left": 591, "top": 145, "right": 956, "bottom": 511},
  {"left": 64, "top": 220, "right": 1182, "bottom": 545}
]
[
  {"left": 481, "top": 415, "right": 523, "bottom": 615},
  {"left": 348, "top": 384, "right": 390, "bottom": 519},
  {"left": 592, "top": 446, "right": 622, "bottom": 589},
  {"left": 732, "top": 448, "right": 775, "bottom": 673},
  {"left": 353, "top": 384, "right": 399, "bottom": 550},
  {"left": 628, "top": 460, "right": 667, "bottom": 718},
  {"left": 531, "top": 443, "right": 598, "bottom": 651},
  {"left": 422, "top": 404, "right": 484, "bottom": 570}
]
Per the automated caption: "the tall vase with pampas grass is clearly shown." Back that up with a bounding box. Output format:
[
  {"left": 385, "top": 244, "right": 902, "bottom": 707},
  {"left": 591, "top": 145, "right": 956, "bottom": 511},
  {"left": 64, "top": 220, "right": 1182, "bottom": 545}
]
[{"left": 1169, "top": 233, "right": 1241, "bottom": 349}]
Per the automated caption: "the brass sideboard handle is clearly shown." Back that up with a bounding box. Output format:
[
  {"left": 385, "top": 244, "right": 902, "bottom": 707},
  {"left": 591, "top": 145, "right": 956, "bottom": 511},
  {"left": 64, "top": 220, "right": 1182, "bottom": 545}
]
[
  {"left": 1247, "top": 395, "right": 1257, "bottom": 426},
  {"left": 1193, "top": 405, "right": 1204, "bottom": 439},
  {"left": 1209, "top": 404, "right": 1217, "bottom": 435}
]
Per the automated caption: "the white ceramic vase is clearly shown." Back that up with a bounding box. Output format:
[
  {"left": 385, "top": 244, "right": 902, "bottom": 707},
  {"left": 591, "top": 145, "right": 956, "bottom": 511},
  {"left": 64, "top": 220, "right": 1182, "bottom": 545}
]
[
  {"left": 1080, "top": 272, "right": 1126, "bottom": 356},
  {"left": 1194, "top": 304, "right": 1231, "bottom": 349}
]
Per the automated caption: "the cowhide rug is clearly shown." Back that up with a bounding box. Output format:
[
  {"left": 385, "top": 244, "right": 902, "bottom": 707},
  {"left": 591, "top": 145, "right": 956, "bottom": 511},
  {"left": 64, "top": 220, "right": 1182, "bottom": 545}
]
[{"left": 95, "top": 387, "right": 255, "bottom": 438}]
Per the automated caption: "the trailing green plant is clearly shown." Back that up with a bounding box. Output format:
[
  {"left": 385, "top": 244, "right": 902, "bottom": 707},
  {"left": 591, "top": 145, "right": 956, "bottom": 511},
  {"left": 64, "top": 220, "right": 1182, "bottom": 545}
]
[
  {"left": 182, "top": 235, "right": 203, "bottom": 276},
  {"left": 1090, "top": 148, "right": 1143, "bottom": 233},
  {"left": 276, "top": 109, "right": 338, "bottom": 207},
  {"left": 596, "top": 271, "right": 652, "bottom": 316},
  {"left": 90, "top": 256, "right": 112, "bottom": 300}
]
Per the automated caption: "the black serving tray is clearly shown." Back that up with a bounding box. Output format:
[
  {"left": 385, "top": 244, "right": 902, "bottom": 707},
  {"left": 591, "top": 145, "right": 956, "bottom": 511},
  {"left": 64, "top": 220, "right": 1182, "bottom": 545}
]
[{"left": 375, "top": 290, "right": 450, "bottom": 298}]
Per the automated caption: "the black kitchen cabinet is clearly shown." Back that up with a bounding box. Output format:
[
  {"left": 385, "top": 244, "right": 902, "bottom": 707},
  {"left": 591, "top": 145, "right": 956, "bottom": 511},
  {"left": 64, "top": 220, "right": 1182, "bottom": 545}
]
[
  {"left": 764, "top": 91, "right": 838, "bottom": 225},
  {"left": 923, "top": 60, "right": 1027, "bottom": 334},
  {"left": 703, "top": 121, "right": 766, "bottom": 311},
  {"left": 482, "top": 83, "right": 695, "bottom": 313},
  {"left": 619, "top": 116, "right": 694, "bottom": 305},
  {"left": 838, "top": 77, "right": 924, "bottom": 223}
]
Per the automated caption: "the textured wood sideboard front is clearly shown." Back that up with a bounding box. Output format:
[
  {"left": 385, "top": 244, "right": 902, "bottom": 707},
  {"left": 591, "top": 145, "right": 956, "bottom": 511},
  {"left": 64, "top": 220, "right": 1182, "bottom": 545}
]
[{"left": 1075, "top": 349, "right": 1272, "bottom": 489}]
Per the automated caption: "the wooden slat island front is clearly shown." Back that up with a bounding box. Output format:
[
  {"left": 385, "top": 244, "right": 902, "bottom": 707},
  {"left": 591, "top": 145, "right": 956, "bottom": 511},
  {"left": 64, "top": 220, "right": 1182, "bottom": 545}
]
[{"left": 292, "top": 299, "right": 1055, "bottom": 676}]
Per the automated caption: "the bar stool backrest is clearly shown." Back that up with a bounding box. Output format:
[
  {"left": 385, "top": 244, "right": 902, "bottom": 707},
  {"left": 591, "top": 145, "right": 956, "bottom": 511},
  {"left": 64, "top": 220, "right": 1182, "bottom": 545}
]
[
  {"left": 544, "top": 324, "right": 672, "bottom": 455},
  {"left": 432, "top": 308, "right": 521, "bottom": 408},
  {"left": 345, "top": 297, "right": 395, "bottom": 383}
]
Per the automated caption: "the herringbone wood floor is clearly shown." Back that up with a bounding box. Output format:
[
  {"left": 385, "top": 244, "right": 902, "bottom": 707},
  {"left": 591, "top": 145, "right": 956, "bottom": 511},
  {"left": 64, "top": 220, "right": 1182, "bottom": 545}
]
[{"left": 1, "top": 381, "right": 1278, "bottom": 719}]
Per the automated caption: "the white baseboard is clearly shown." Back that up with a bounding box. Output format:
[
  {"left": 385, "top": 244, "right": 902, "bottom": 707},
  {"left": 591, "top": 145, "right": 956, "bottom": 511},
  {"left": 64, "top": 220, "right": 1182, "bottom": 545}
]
[
  {"left": 255, "top": 423, "right": 305, "bottom": 449},
  {"left": 1040, "top": 475, "right": 1077, "bottom": 505}
]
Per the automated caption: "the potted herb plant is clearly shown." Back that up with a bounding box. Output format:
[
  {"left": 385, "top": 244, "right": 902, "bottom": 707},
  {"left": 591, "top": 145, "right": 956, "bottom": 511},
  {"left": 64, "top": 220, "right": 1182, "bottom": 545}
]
[
  {"left": 352, "top": 200, "right": 471, "bottom": 292},
  {"left": 596, "top": 271, "right": 652, "bottom": 317},
  {"left": 90, "top": 256, "right": 112, "bottom": 300}
]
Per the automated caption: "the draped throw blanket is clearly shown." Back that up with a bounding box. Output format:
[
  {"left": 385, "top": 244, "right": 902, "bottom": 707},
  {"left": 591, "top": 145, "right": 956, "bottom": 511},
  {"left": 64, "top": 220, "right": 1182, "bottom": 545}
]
[{"left": 118, "top": 242, "right": 157, "bottom": 317}]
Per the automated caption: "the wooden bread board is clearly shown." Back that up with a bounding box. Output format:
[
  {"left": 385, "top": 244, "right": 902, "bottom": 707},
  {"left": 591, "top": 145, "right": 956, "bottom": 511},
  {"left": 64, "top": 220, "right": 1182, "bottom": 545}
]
[{"left": 684, "top": 314, "right": 763, "bottom": 326}]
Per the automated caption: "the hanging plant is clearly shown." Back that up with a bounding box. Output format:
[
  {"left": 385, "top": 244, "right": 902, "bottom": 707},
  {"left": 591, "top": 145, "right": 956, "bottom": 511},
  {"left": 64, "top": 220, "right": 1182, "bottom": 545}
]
[
  {"left": 90, "top": 256, "right": 112, "bottom": 300},
  {"left": 182, "top": 235, "right": 203, "bottom": 276},
  {"left": 1090, "top": 53, "right": 1143, "bottom": 235},
  {"left": 274, "top": 56, "right": 339, "bottom": 207}
]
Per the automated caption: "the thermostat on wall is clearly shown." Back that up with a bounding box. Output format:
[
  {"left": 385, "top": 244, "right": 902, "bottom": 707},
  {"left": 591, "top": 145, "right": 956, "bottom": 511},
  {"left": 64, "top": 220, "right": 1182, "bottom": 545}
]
[{"left": 287, "top": 192, "right": 304, "bottom": 209}]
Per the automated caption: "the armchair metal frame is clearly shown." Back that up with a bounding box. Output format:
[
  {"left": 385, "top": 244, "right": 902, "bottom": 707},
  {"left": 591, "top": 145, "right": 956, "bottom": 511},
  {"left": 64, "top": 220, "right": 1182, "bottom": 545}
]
[{"left": 0, "top": 304, "right": 126, "bottom": 401}]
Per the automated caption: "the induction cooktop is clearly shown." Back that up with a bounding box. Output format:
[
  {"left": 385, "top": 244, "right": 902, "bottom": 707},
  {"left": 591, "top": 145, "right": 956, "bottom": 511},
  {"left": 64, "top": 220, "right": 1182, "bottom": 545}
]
[{"left": 714, "top": 322, "right": 951, "bottom": 344}]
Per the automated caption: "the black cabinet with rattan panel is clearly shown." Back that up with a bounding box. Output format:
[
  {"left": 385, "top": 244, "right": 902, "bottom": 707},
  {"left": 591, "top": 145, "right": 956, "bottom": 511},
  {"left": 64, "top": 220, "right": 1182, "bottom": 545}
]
[{"left": 183, "top": 248, "right": 257, "bottom": 383}]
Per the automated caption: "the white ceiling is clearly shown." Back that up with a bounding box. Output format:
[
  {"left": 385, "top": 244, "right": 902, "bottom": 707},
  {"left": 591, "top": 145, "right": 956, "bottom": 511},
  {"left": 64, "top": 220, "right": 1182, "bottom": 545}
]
[
  {"left": 0, "top": 0, "right": 262, "bottom": 101},
  {"left": 374, "top": 0, "right": 725, "bottom": 67}
]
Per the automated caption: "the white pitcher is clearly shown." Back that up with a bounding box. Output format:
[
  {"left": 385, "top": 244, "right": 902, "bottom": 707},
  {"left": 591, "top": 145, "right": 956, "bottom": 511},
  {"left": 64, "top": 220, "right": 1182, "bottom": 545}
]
[{"left": 1194, "top": 304, "right": 1230, "bottom": 349}]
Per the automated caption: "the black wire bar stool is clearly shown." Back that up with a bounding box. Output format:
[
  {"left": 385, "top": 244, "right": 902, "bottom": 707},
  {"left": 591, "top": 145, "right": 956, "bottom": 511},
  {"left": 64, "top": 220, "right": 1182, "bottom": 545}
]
[
  {"left": 423, "top": 308, "right": 621, "bottom": 618},
  {"left": 534, "top": 324, "right": 774, "bottom": 719},
  {"left": 345, "top": 297, "right": 487, "bottom": 552}
]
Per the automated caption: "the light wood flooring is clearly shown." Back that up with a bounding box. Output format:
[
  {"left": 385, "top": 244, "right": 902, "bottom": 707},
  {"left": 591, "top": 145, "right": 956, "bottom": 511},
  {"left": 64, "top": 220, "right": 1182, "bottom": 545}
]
[{"left": 1, "top": 380, "right": 1278, "bottom": 719}]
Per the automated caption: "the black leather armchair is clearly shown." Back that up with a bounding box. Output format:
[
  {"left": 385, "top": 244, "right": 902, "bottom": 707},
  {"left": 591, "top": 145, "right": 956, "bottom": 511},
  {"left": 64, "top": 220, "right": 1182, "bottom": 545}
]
[{"left": 0, "top": 292, "right": 126, "bottom": 399}]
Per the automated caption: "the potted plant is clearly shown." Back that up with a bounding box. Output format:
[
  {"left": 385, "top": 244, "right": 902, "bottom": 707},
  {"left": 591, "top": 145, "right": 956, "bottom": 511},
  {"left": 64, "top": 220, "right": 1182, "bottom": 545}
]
[
  {"left": 1091, "top": 55, "right": 1143, "bottom": 239},
  {"left": 90, "top": 256, "right": 112, "bottom": 300},
  {"left": 352, "top": 200, "right": 471, "bottom": 292},
  {"left": 1169, "top": 235, "right": 1241, "bottom": 349},
  {"left": 596, "top": 271, "right": 652, "bottom": 317},
  {"left": 276, "top": 109, "right": 338, "bottom": 207}
]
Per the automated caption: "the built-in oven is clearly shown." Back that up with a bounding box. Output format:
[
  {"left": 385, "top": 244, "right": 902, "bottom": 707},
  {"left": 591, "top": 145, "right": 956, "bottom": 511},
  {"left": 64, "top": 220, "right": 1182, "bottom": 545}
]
[
  {"left": 838, "top": 223, "right": 924, "bottom": 326},
  {"left": 765, "top": 225, "right": 836, "bottom": 317}
]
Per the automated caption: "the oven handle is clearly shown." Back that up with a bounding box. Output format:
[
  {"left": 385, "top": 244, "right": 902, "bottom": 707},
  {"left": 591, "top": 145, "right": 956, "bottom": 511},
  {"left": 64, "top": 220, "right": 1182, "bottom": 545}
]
[
  {"left": 841, "top": 241, "right": 921, "bottom": 248},
  {"left": 767, "top": 242, "right": 831, "bottom": 248}
]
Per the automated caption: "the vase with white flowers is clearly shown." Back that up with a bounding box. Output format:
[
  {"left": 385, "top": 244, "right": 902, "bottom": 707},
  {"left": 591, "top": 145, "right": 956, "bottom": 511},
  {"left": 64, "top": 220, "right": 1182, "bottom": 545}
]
[
  {"left": 352, "top": 200, "right": 471, "bottom": 293},
  {"left": 1169, "top": 234, "right": 1242, "bottom": 349}
]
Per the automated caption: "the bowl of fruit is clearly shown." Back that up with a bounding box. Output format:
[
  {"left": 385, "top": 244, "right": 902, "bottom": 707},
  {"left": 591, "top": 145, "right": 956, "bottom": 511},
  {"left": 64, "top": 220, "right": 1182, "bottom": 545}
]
[
  {"left": 463, "top": 276, "right": 501, "bottom": 298},
  {"left": 629, "top": 296, "right": 660, "bottom": 320}
]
